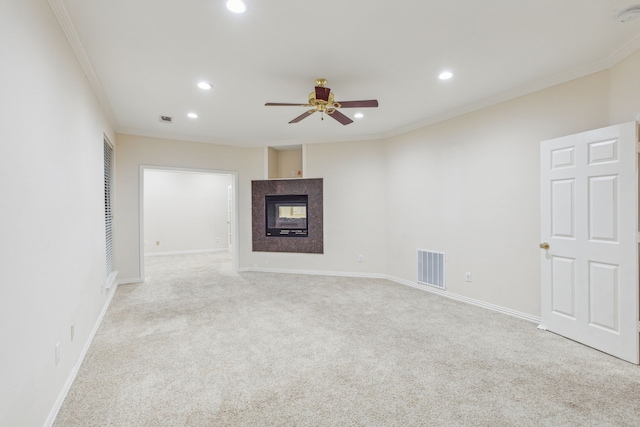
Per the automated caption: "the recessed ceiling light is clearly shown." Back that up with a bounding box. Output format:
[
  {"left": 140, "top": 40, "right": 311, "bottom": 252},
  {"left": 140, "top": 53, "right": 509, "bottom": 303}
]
[
  {"left": 197, "top": 81, "right": 212, "bottom": 90},
  {"left": 439, "top": 71, "right": 454, "bottom": 80},
  {"left": 226, "top": 0, "right": 246, "bottom": 13},
  {"left": 187, "top": 112, "right": 198, "bottom": 119},
  {"left": 354, "top": 113, "right": 364, "bottom": 119}
]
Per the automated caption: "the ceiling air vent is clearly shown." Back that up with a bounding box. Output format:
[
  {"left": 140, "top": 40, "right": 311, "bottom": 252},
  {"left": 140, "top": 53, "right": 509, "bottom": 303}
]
[{"left": 159, "top": 115, "right": 173, "bottom": 123}]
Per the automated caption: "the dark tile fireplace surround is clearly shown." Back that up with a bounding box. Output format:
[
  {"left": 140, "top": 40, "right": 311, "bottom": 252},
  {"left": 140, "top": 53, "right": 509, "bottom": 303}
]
[{"left": 251, "top": 178, "right": 323, "bottom": 253}]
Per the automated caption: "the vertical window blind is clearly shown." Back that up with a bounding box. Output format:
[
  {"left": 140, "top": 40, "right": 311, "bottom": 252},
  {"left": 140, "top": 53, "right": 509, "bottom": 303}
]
[{"left": 104, "top": 139, "right": 114, "bottom": 278}]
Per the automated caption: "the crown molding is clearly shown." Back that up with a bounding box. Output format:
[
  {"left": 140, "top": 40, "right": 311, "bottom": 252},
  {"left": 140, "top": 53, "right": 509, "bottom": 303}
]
[
  {"left": 132, "top": 30, "right": 639, "bottom": 147},
  {"left": 116, "top": 126, "right": 387, "bottom": 148},
  {"left": 606, "top": 31, "right": 640, "bottom": 67},
  {"left": 48, "top": 0, "right": 116, "bottom": 125},
  {"left": 383, "top": 31, "right": 640, "bottom": 140},
  {"left": 47, "top": 0, "right": 640, "bottom": 148},
  {"left": 382, "top": 62, "right": 608, "bottom": 139},
  {"left": 116, "top": 128, "right": 250, "bottom": 148}
]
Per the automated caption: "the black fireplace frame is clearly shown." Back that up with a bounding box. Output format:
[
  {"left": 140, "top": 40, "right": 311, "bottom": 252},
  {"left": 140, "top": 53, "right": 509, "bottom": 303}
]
[{"left": 265, "top": 194, "right": 308, "bottom": 237}]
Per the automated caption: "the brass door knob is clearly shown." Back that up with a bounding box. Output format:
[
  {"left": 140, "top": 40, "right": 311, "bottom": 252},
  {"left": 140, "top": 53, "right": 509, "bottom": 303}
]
[{"left": 539, "top": 242, "right": 550, "bottom": 250}]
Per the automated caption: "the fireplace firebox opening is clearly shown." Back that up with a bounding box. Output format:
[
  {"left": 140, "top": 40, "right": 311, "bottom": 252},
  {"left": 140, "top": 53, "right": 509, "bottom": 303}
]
[{"left": 265, "top": 194, "right": 308, "bottom": 237}]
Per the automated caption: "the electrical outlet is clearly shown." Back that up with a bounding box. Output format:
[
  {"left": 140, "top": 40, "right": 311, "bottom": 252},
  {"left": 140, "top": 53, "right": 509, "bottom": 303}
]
[
  {"left": 465, "top": 272, "right": 472, "bottom": 282},
  {"left": 216, "top": 237, "right": 220, "bottom": 243},
  {"left": 357, "top": 255, "right": 364, "bottom": 263},
  {"left": 55, "top": 342, "right": 60, "bottom": 366}
]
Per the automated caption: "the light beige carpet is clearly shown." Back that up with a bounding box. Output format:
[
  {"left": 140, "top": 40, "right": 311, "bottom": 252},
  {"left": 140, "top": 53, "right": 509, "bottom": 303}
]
[{"left": 54, "top": 252, "right": 640, "bottom": 426}]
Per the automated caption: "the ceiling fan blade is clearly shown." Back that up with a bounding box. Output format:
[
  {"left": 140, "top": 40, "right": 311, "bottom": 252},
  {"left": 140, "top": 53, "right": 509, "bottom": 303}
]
[
  {"left": 265, "top": 103, "right": 310, "bottom": 107},
  {"left": 289, "top": 109, "right": 316, "bottom": 124},
  {"left": 336, "top": 100, "right": 379, "bottom": 108},
  {"left": 315, "top": 86, "right": 331, "bottom": 102},
  {"left": 327, "top": 109, "right": 353, "bottom": 125}
]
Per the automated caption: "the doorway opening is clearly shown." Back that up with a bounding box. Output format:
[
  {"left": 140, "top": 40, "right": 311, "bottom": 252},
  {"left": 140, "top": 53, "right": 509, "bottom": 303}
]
[{"left": 139, "top": 166, "right": 238, "bottom": 281}]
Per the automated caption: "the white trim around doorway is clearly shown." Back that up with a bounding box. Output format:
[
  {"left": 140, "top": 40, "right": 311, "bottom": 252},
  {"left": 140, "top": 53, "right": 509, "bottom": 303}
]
[{"left": 138, "top": 165, "right": 240, "bottom": 282}]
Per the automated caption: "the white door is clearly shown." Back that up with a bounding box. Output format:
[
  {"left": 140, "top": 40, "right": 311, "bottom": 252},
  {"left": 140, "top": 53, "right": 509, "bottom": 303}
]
[{"left": 540, "top": 122, "right": 639, "bottom": 364}]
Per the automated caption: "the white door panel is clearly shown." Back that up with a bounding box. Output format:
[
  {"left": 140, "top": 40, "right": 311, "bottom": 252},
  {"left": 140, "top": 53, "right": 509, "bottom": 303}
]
[
  {"left": 551, "top": 256, "right": 576, "bottom": 318},
  {"left": 551, "top": 179, "right": 575, "bottom": 238},
  {"left": 541, "top": 122, "right": 639, "bottom": 364}
]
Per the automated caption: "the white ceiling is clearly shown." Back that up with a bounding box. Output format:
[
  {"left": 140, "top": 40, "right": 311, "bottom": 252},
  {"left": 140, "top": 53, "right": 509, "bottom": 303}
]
[{"left": 58, "top": 0, "right": 640, "bottom": 147}]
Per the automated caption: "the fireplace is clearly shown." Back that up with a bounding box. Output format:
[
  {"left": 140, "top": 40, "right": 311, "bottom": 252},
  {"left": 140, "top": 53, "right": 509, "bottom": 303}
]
[
  {"left": 252, "top": 178, "right": 323, "bottom": 253},
  {"left": 265, "top": 194, "right": 308, "bottom": 237}
]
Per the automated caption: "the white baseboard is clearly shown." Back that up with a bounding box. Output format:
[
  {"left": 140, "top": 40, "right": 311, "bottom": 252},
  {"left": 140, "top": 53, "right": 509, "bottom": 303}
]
[
  {"left": 104, "top": 270, "right": 118, "bottom": 290},
  {"left": 240, "top": 267, "right": 540, "bottom": 324},
  {"left": 44, "top": 281, "right": 119, "bottom": 427},
  {"left": 117, "top": 277, "right": 143, "bottom": 285},
  {"left": 238, "top": 266, "right": 386, "bottom": 279},
  {"left": 386, "top": 275, "right": 541, "bottom": 324},
  {"left": 144, "top": 248, "right": 228, "bottom": 257}
]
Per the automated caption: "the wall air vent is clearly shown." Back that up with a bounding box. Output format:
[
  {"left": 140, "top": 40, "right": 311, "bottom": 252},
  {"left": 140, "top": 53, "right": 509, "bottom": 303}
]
[
  {"left": 159, "top": 115, "right": 173, "bottom": 123},
  {"left": 417, "top": 249, "right": 445, "bottom": 289}
]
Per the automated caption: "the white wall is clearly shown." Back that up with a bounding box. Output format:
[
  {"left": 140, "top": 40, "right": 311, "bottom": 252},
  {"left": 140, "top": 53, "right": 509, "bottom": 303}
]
[
  {"left": 267, "top": 147, "right": 279, "bottom": 179},
  {"left": 114, "top": 134, "right": 263, "bottom": 282},
  {"left": 277, "top": 149, "right": 302, "bottom": 179},
  {"left": 144, "top": 170, "right": 231, "bottom": 255},
  {"left": 0, "top": 1, "right": 115, "bottom": 426},
  {"left": 609, "top": 48, "right": 640, "bottom": 124},
  {"left": 116, "top": 51, "right": 640, "bottom": 315},
  {"left": 244, "top": 140, "right": 387, "bottom": 274},
  {"left": 385, "top": 71, "right": 612, "bottom": 317},
  {"left": 237, "top": 55, "right": 640, "bottom": 317},
  {"left": 3, "top": 2, "right": 638, "bottom": 425}
]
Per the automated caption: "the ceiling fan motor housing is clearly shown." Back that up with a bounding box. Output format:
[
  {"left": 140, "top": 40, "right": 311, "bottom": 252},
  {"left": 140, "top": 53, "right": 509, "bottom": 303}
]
[
  {"left": 265, "top": 78, "right": 378, "bottom": 125},
  {"left": 315, "top": 86, "right": 331, "bottom": 102}
]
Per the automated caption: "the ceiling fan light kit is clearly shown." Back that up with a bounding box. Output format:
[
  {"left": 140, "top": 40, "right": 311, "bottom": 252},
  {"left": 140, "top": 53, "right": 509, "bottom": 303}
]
[{"left": 265, "top": 78, "right": 379, "bottom": 125}]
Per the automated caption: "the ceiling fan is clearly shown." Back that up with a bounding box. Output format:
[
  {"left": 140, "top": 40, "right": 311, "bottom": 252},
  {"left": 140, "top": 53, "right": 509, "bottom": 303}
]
[{"left": 265, "top": 78, "right": 379, "bottom": 125}]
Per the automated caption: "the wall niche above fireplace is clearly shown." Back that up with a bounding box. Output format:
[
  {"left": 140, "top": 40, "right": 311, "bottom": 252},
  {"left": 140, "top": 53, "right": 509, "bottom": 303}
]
[{"left": 252, "top": 178, "right": 323, "bottom": 254}]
